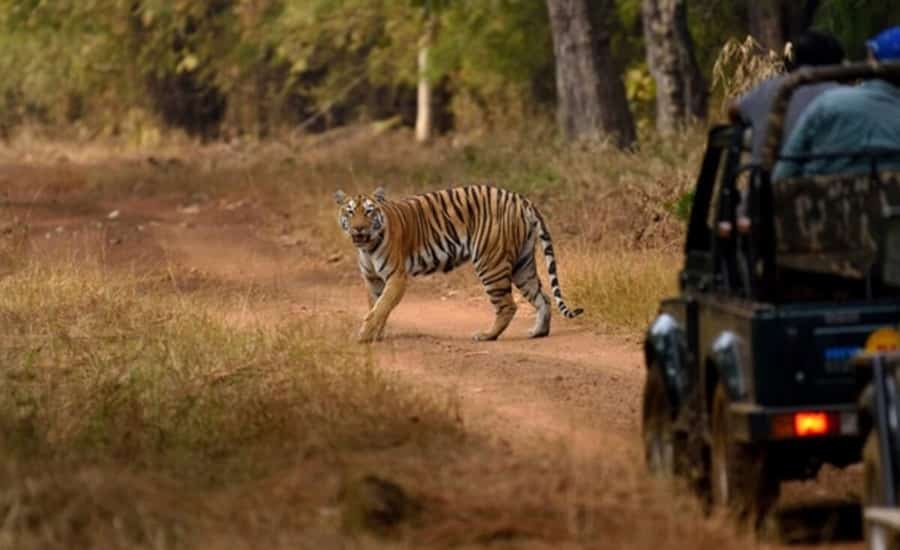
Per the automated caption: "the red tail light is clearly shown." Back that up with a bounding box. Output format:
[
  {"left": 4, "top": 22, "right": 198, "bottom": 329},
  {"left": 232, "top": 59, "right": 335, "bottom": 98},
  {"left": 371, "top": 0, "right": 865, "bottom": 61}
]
[
  {"left": 794, "top": 412, "right": 830, "bottom": 437},
  {"left": 771, "top": 411, "right": 846, "bottom": 439}
]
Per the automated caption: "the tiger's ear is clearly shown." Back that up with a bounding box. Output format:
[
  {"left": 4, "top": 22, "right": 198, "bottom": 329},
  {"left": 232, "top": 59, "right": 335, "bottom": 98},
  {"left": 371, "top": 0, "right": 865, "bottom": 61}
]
[
  {"left": 373, "top": 186, "right": 386, "bottom": 202},
  {"left": 334, "top": 190, "right": 346, "bottom": 204}
]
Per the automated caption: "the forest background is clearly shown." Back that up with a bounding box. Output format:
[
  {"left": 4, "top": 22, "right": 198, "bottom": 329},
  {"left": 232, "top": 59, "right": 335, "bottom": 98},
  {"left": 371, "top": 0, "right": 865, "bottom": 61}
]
[{"left": 2, "top": 0, "right": 899, "bottom": 147}]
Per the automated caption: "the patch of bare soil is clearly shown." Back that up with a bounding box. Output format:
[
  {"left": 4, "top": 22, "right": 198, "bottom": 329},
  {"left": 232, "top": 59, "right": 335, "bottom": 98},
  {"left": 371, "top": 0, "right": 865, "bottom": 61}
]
[{"left": 0, "top": 157, "right": 864, "bottom": 549}]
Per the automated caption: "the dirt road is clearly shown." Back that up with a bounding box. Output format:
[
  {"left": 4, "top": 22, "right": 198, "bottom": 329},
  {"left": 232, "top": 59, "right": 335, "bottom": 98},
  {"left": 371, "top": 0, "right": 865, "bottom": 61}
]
[
  {"left": 142, "top": 187, "right": 645, "bottom": 468},
  {"left": 3, "top": 161, "right": 864, "bottom": 549}
]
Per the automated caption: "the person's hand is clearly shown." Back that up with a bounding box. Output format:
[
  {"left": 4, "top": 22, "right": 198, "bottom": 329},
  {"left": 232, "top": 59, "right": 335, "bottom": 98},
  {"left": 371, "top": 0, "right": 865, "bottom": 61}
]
[{"left": 727, "top": 101, "right": 742, "bottom": 124}]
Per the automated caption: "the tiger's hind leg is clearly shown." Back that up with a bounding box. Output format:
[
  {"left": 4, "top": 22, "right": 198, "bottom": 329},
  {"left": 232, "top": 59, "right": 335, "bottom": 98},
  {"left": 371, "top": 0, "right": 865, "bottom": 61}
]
[
  {"left": 513, "top": 252, "right": 551, "bottom": 338},
  {"left": 473, "top": 261, "right": 516, "bottom": 342}
]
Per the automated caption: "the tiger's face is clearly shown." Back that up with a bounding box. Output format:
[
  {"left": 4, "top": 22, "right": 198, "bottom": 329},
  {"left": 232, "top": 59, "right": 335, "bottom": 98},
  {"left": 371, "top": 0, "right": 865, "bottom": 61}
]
[{"left": 334, "top": 187, "right": 386, "bottom": 248}]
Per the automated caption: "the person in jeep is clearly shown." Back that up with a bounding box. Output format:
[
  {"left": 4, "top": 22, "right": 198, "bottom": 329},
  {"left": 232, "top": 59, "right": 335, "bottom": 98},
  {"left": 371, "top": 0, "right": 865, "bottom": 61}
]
[
  {"left": 774, "top": 26, "right": 900, "bottom": 180},
  {"left": 729, "top": 30, "right": 845, "bottom": 165}
]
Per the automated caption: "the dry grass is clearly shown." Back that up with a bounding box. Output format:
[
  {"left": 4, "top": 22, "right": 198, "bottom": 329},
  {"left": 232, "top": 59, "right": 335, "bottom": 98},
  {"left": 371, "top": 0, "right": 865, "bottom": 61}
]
[
  {"left": 2, "top": 122, "right": 702, "bottom": 249},
  {"left": 712, "top": 35, "right": 785, "bottom": 118},
  {"left": 566, "top": 246, "right": 680, "bottom": 334},
  {"left": 0, "top": 126, "right": 776, "bottom": 549},
  {"left": 0, "top": 260, "right": 465, "bottom": 548},
  {"left": 2, "top": 124, "right": 701, "bottom": 338},
  {"left": 0, "top": 262, "right": 458, "bottom": 479},
  {"left": 0, "top": 258, "right": 751, "bottom": 550}
]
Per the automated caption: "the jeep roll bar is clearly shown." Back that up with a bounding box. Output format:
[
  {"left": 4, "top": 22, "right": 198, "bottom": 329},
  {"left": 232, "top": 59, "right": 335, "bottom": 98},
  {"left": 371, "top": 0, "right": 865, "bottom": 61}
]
[{"left": 738, "top": 61, "right": 900, "bottom": 302}]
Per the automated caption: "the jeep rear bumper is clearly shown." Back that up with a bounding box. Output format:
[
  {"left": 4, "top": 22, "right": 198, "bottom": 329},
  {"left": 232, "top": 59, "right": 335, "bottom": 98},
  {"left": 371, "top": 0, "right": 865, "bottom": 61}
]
[
  {"left": 728, "top": 402, "right": 864, "bottom": 479},
  {"left": 728, "top": 402, "right": 861, "bottom": 443}
]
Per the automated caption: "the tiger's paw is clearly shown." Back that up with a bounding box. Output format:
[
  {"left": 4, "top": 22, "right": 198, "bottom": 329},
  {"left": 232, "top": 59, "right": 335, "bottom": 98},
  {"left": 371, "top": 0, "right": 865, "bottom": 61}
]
[
  {"left": 528, "top": 328, "right": 550, "bottom": 338},
  {"left": 356, "top": 328, "right": 376, "bottom": 344},
  {"left": 472, "top": 331, "right": 498, "bottom": 342},
  {"left": 356, "top": 325, "right": 386, "bottom": 344}
]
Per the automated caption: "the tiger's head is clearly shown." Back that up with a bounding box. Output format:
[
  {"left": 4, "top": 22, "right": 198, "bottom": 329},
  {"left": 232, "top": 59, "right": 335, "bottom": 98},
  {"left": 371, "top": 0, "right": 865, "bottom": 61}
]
[{"left": 334, "top": 187, "right": 387, "bottom": 248}]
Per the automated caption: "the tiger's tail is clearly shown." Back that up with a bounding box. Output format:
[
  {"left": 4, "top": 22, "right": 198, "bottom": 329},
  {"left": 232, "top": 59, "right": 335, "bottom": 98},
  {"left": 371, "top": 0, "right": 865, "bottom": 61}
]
[{"left": 532, "top": 207, "right": 584, "bottom": 319}]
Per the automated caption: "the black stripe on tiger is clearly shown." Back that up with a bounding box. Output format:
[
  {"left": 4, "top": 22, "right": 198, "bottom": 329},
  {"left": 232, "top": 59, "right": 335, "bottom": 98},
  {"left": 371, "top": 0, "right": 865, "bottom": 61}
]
[{"left": 532, "top": 208, "right": 583, "bottom": 319}]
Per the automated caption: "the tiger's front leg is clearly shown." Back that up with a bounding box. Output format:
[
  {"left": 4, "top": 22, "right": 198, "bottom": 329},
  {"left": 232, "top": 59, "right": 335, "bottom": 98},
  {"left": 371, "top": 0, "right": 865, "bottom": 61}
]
[
  {"left": 357, "top": 273, "right": 407, "bottom": 343},
  {"left": 364, "top": 274, "right": 387, "bottom": 340},
  {"left": 364, "top": 274, "right": 385, "bottom": 309}
]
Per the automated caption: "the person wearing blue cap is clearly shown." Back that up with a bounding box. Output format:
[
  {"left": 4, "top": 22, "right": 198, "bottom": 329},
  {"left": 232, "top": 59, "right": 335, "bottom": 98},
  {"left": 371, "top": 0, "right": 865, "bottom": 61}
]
[
  {"left": 867, "top": 26, "right": 900, "bottom": 62},
  {"left": 773, "top": 26, "right": 900, "bottom": 180}
]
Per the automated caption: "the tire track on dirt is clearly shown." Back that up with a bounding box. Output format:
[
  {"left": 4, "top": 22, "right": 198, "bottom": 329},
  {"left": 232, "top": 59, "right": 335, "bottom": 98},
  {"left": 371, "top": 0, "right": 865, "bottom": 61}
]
[{"left": 372, "top": 300, "right": 644, "bottom": 464}]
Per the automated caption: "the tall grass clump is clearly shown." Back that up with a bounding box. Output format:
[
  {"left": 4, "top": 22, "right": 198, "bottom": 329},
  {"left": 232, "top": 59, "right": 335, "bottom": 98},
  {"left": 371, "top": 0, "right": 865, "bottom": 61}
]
[
  {"left": 0, "top": 262, "right": 459, "bottom": 484},
  {"left": 567, "top": 247, "right": 681, "bottom": 333},
  {"left": 711, "top": 35, "right": 784, "bottom": 117}
]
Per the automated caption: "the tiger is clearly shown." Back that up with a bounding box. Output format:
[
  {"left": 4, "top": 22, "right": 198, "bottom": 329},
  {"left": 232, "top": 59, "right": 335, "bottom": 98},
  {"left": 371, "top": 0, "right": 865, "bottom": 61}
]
[{"left": 334, "top": 185, "right": 583, "bottom": 343}]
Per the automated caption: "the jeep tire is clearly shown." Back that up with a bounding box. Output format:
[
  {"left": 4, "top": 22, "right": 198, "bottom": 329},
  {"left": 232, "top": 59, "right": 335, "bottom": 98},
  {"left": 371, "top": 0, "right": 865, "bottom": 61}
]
[
  {"left": 643, "top": 365, "right": 677, "bottom": 477},
  {"left": 710, "top": 383, "right": 779, "bottom": 528}
]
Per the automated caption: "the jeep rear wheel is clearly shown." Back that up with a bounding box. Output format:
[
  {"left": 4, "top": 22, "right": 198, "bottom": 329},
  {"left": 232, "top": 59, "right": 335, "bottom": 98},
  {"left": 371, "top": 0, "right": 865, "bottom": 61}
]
[
  {"left": 643, "top": 365, "right": 677, "bottom": 477},
  {"left": 864, "top": 432, "right": 900, "bottom": 550},
  {"left": 711, "top": 384, "right": 778, "bottom": 528}
]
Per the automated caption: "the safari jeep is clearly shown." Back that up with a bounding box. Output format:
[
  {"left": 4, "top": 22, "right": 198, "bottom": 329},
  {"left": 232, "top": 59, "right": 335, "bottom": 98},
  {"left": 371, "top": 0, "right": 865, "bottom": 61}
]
[{"left": 641, "top": 61, "right": 900, "bottom": 526}]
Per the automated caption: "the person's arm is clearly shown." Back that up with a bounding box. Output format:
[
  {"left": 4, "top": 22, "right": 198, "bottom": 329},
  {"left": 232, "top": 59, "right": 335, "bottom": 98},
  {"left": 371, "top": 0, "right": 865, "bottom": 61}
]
[
  {"left": 731, "top": 78, "right": 778, "bottom": 126},
  {"left": 731, "top": 87, "right": 758, "bottom": 125}
]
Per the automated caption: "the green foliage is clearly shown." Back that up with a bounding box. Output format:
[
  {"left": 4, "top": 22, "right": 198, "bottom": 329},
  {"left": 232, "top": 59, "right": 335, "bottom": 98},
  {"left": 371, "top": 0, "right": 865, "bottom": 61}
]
[
  {"left": 0, "top": 0, "right": 890, "bottom": 137},
  {"left": 814, "top": 0, "right": 900, "bottom": 60},
  {"left": 624, "top": 62, "right": 656, "bottom": 131},
  {"left": 0, "top": 0, "right": 561, "bottom": 134},
  {"left": 453, "top": 141, "right": 562, "bottom": 195},
  {"left": 0, "top": 0, "right": 252, "bottom": 135},
  {"left": 668, "top": 190, "right": 694, "bottom": 222},
  {"left": 688, "top": 1, "right": 750, "bottom": 82},
  {"left": 613, "top": 0, "right": 646, "bottom": 65},
  {"left": 432, "top": 0, "right": 554, "bottom": 124},
  {"left": 272, "top": 1, "right": 419, "bottom": 89},
  {"left": 433, "top": 1, "right": 552, "bottom": 87}
]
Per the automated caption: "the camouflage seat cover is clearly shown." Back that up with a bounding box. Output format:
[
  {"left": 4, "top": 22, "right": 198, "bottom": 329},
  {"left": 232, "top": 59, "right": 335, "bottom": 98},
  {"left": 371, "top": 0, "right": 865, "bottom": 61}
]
[{"left": 773, "top": 171, "right": 900, "bottom": 279}]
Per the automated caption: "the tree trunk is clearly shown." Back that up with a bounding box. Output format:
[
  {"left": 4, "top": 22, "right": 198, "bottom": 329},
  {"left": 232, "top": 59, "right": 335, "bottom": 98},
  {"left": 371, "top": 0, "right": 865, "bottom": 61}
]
[
  {"left": 546, "top": 0, "right": 636, "bottom": 148},
  {"left": 747, "top": 0, "right": 784, "bottom": 53},
  {"left": 677, "top": 3, "right": 707, "bottom": 120},
  {"left": 746, "top": 0, "right": 820, "bottom": 55},
  {"left": 415, "top": 17, "right": 436, "bottom": 144},
  {"left": 414, "top": 45, "right": 431, "bottom": 143},
  {"left": 783, "top": 0, "right": 819, "bottom": 41},
  {"left": 642, "top": 0, "right": 708, "bottom": 134}
]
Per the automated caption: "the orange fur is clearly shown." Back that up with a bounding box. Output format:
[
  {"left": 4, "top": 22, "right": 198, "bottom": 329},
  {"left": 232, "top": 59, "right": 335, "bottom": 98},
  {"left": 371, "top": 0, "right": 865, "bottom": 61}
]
[{"left": 335, "top": 185, "right": 582, "bottom": 342}]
